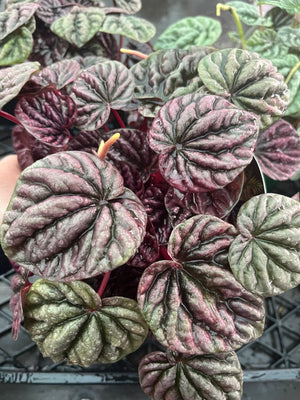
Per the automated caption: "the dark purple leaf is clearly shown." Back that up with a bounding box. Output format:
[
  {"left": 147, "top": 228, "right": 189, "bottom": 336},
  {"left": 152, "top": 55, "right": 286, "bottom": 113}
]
[
  {"left": 12, "top": 125, "right": 60, "bottom": 170},
  {"left": 15, "top": 88, "right": 77, "bottom": 147},
  {"left": 67, "top": 128, "right": 104, "bottom": 153},
  {"left": 149, "top": 94, "right": 259, "bottom": 193},
  {"left": 102, "top": 265, "right": 145, "bottom": 299},
  {"left": 139, "top": 350, "right": 243, "bottom": 400},
  {"left": 165, "top": 172, "right": 244, "bottom": 226},
  {"left": 10, "top": 271, "right": 31, "bottom": 340},
  {"left": 72, "top": 61, "right": 134, "bottom": 130},
  {"left": 1, "top": 151, "right": 147, "bottom": 281},
  {"left": 97, "top": 32, "right": 119, "bottom": 61},
  {"left": 116, "top": 161, "right": 144, "bottom": 198},
  {"left": 255, "top": 119, "right": 300, "bottom": 180}
]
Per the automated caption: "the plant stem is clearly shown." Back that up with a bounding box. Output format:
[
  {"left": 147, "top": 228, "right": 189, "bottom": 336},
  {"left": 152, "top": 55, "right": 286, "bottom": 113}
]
[
  {"left": 97, "top": 132, "right": 120, "bottom": 159},
  {"left": 97, "top": 271, "right": 111, "bottom": 298},
  {"left": 293, "top": 13, "right": 300, "bottom": 28},
  {"left": 216, "top": 3, "right": 246, "bottom": 50},
  {"left": 103, "top": 124, "right": 110, "bottom": 132},
  {"left": 285, "top": 61, "right": 300, "bottom": 84},
  {"left": 120, "top": 48, "right": 148, "bottom": 59},
  {"left": 0, "top": 110, "right": 21, "bottom": 126},
  {"left": 112, "top": 109, "right": 126, "bottom": 128}
]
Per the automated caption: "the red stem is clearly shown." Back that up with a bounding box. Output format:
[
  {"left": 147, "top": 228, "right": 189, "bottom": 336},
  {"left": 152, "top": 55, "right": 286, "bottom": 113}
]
[
  {"left": 0, "top": 110, "right": 21, "bottom": 126},
  {"left": 112, "top": 109, "right": 126, "bottom": 129},
  {"left": 97, "top": 271, "right": 111, "bottom": 298},
  {"left": 103, "top": 124, "right": 110, "bottom": 132}
]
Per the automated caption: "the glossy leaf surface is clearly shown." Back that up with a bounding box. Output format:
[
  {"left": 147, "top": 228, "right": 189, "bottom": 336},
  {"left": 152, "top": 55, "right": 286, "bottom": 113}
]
[
  {"left": 226, "top": 1, "right": 272, "bottom": 26},
  {"left": 1, "top": 151, "right": 147, "bottom": 281},
  {"left": 229, "top": 194, "right": 300, "bottom": 297},
  {"left": 259, "top": 0, "right": 300, "bottom": 14},
  {"left": 0, "top": 2, "right": 38, "bottom": 40},
  {"left": 154, "top": 16, "right": 222, "bottom": 50},
  {"left": 24, "top": 279, "right": 148, "bottom": 365},
  {"left": 148, "top": 94, "right": 258, "bottom": 193},
  {"left": 50, "top": 6, "right": 105, "bottom": 48},
  {"left": 246, "top": 29, "right": 288, "bottom": 59},
  {"left": 0, "top": 61, "right": 40, "bottom": 108},
  {"left": 139, "top": 351, "right": 243, "bottom": 400},
  {"left": 198, "top": 48, "right": 289, "bottom": 116},
  {"left": 255, "top": 119, "right": 300, "bottom": 180},
  {"left": 0, "top": 26, "right": 33, "bottom": 66},
  {"left": 114, "top": 0, "right": 141, "bottom": 14}
]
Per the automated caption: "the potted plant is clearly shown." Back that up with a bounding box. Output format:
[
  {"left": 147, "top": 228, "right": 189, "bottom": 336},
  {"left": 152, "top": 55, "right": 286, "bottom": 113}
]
[{"left": 0, "top": 0, "right": 300, "bottom": 399}]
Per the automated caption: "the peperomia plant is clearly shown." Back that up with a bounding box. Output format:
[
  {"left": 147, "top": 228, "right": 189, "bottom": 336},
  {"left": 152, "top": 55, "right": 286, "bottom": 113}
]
[{"left": 0, "top": 1, "right": 300, "bottom": 399}]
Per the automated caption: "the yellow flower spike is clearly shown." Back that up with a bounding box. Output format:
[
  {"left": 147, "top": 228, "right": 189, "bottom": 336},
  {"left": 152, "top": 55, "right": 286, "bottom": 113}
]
[
  {"left": 120, "top": 48, "right": 148, "bottom": 59},
  {"left": 97, "top": 132, "right": 120, "bottom": 160}
]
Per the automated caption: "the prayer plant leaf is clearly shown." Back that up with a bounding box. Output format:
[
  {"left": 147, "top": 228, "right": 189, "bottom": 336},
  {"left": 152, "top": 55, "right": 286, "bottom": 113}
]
[
  {"left": 229, "top": 193, "right": 300, "bottom": 297},
  {"left": 131, "top": 47, "right": 213, "bottom": 117},
  {"left": 72, "top": 61, "right": 134, "bottom": 130},
  {"left": 246, "top": 29, "right": 289, "bottom": 60},
  {"left": 226, "top": 1, "right": 273, "bottom": 26},
  {"left": 139, "top": 350, "right": 243, "bottom": 400},
  {"left": 148, "top": 94, "right": 259, "bottom": 193},
  {"left": 154, "top": 16, "right": 222, "bottom": 50},
  {"left": 114, "top": 0, "right": 142, "bottom": 14},
  {"left": 0, "top": 2, "right": 39, "bottom": 41},
  {"left": 198, "top": 48, "right": 289, "bottom": 116},
  {"left": 14, "top": 88, "right": 77, "bottom": 147},
  {"left": 50, "top": 6, "right": 106, "bottom": 48},
  {"left": 255, "top": 119, "right": 300, "bottom": 180},
  {"left": 0, "top": 151, "right": 147, "bottom": 281},
  {"left": 99, "top": 14, "right": 156, "bottom": 43},
  {"left": 0, "top": 61, "right": 40, "bottom": 109},
  {"left": 23, "top": 279, "right": 148, "bottom": 365},
  {"left": 0, "top": 26, "right": 33, "bottom": 66}
]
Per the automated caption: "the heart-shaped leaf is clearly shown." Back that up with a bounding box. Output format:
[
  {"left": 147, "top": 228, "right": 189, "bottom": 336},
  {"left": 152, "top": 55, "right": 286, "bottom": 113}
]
[
  {"left": 1, "top": 151, "right": 147, "bottom": 281},
  {"left": 0, "top": 61, "right": 40, "bottom": 108},
  {"left": 226, "top": 1, "right": 273, "bottom": 26},
  {"left": 198, "top": 48, "right": 289, "bottom": 116},
  {"left": 51, "top": 6, "right": 105, "bottom": 48},
  {"left": 14, "top": 88, "right": 77, "bottom": 147},
  {"left": 36, "top": 0, "right": 92, "bottom": 25},
  {"left": 0, "top": 2, "right": 39, "bottom": 40},
  {"left": 72, "top": 61, "right": 134, "bottom": 130},
  {"left": 148, "top": 94, "right": 259, "bottom": 193},
  {"left": 100, "top": 14, "right": 156, "bottom": 43},
  {"left": 139, "top": 350, "right": 243, "bottom": 400},
  {"left": 114, "top": 0, "right": 141, "bottom": 14},
  {"left": 165, "top": 172, "right": 244, "bottom": 226},
  {"left": 277, "top": 26, "right": 300, "bottom": 48},
  {"left": 0, "top": 26, "right": 33, "bottom": 66},
  {"left": 229, "top": 193, "right": 300, "bottom": 297},
  {"left": 246, "top": 29, "right": 289, "bottom": 59},
  {"left": 255, "top": 119, "right": 300, "bottom": 180},
  {"left": 131, "top": 47, "right": 213, "bottom": 117},
  {"left": 24, "top": 279, "right": 148, "bottom": 365},
  {"left": 259, "top": 0, "right": 300, "bottom": 14},
  {"left": 154, "top": 16, "right": 222, "bottom": 50}
]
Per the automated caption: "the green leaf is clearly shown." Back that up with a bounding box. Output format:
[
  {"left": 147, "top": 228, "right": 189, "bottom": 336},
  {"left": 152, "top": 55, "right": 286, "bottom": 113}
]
[
  {"left": 0, "top": 2, "right": 38, "bottom": 40},
  {"left": 154, "top": 16, "right": 222, "bottom": 51},
  {"left": 114, "top": 0, "right": 142, "bottom": 14},
  {"left": 276, "top": 26, "right": 300, "bottom": 48},
  {"left": 0, "top": 26, "right": 33, "bottom": 66},
  {"left": 99, "top": 14, "right": 156, "bottom": 43},
  {"left": 226, "top": 1, "right": 273, "bottom": 26},
  {"left": 229, "top": 193, "right": 300, "bottom": 297},
  {"left": 258, "top": 0, "right": 300, "bottom": 14},
  {"left": 24, "top": 279, "right": 148, "bottom": 366},
  {"left": 50, "top": 6, "right": 105, "bottom": 48},
  {"left": 198, "top": 48, "right": 289, "bottom": 116},
  {"left": 0, "top": 61, "right": 40, "bottom": 108},
  {"left": 246, "top": 28, "right": 288, "bottom": 59}
]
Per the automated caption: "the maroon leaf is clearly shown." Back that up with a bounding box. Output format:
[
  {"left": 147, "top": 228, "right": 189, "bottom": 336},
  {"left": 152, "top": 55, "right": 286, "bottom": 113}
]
[
  {"left": 1, "top": 151, "right": 147, "bottom": 281},
  {"left": 165, "top": 172, "right": 244, "bottom": 226},
  {"left": 148, "top": 94, "right": 259, "bottom": 193},
  {"left": 14, "top": 88, "right": 77, "bottom": 147},
  {"left": 115, "top": 161, "right": 144, "bottom": 198},
  {"left": 255, "top": 119, "right": 300, "bottom": 180},
  {"left": 10, "top": 271, "right": 31, "bottom": 340},
  {"left": 139, "top": 350, "right": 243, "bottom": 400}
]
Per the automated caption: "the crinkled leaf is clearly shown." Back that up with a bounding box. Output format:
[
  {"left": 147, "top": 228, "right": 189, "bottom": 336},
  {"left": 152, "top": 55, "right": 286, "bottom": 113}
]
[
  {"left": 1, "top": 151, "right": 147, "bottom": 281},
  {"left": 139, "top": 350, "right": 243, "bottom": 400},
  {"left": 149, "top": 94, "right": 259, "bottom": 193},
  {"left": 229, "top": 193, "right": 300, "bottom": 297},
  {"left": 114, "top": 0, "right": 141, "bottom": 14},
  {"left": 50, "top": 6, "right": 105, "bottom": 48},
  {"left": 154, "top": 16, "right": 222, "bottom": 51},
  {"left": 72, "top": 61, "right": 134, "bottom": 130},
  {"left": 100, "top": 14, "right": 156, "bottom": 43},
  {"left": 0, "top": 26, "right": 33, "bottom": 66},
  {"left": 265, "top": 6, "right": 294, "bottom": 29},
  {"left": 31, "top": 59, "right": 81, "bottom": 90},
  {"left": 226, "top": 1, "right": 273, "bottom": 26},
  {"left": 36, "top": 0, "right": 92, "bottom": 25},
  {"left": 276, "top": 26, "right": 300, "bottom": 49},
  {"left": 0, "top": 61, "right": 40, "bottom": 108},
  {"left": 10, "top": 271, "right": 31, "bottom": 340},
  {"left": 137, "top": 258, "right": 265, "bottom": 354},
  {"left": 198, "top": 48, "right": 289, "bottom": 116},
  {"left": 0, "top": 2, "right": 39, "bottom": 40},
  {"left": 24, "top": 279, "right": 148, "bottom": 365},
  {"left": 246, "top": 29, "right": 288, "bottom": 59},
  {"left": 131, "top": 47, "right": 213, "bottom": 117},
  {"left": 115, "top": 161, "right": 144, "bottom": 198},
  {"left": 15, "top": 88, "right": 77, "bottom": 147},
  {"left": 255, "top": 119, "right": 300, "bottom": 180},
  {"left": 165, "top": 172, "right": 244, "bottom": 226},
  {"left": 258, "top": 0, "right": 300, "bottom": 14}
]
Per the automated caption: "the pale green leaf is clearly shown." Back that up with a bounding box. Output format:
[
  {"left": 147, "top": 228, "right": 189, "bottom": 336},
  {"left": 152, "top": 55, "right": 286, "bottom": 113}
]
[
  {"left": 246, "top": 28, "right": 289, "bottom": 59},
  {"left": 276, "top": 26, "right": 300, "bottom": 48},
  {"left": 258, "top": 0, "right": 300, "bottom": 14},
  {"left": 0, "top": 2, "right": 38, "bottom": 40},
  {"left": 0, "top": 26, "right": 33, "bottom": 66},
  {"left": 227, "top": 1, "right": 273, "bottom": 26}
]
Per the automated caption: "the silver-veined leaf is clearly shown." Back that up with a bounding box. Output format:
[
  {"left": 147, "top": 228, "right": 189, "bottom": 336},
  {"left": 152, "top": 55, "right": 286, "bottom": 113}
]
[
  {"left": 0, "top": 26, "right": 33, "bottom": 66},
  {"left": 226, "top": 1, "right": 273, "bottom": 26}
]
